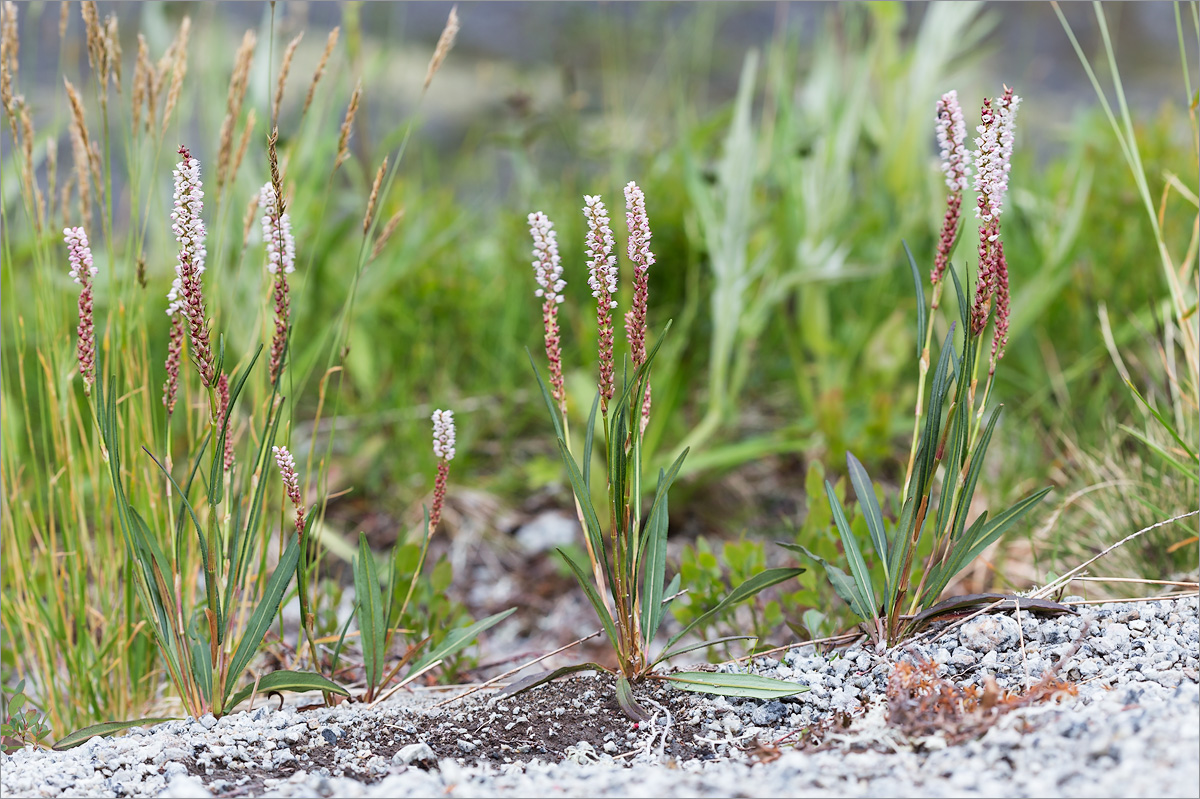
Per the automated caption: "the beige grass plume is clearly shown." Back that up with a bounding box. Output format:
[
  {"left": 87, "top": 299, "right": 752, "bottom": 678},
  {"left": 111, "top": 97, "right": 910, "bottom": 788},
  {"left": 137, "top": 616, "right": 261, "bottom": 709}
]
[
  {"left": 272, "top": 31, "right": 303, "bottom": 128},
  {"left": 334, "top": 79, "right": 361, "bottom": 170},
  {"left": 303, "top": 26, "right": 339, "bottom": 116},
  {"left": 160, "top": 15, "right": 190, "bottom": 136},
  {"left": 217, "top": 30, "right": 257, "bottom": 193},
  {"left": 423, "top": 6, "right": 459, "bottom": 92}
]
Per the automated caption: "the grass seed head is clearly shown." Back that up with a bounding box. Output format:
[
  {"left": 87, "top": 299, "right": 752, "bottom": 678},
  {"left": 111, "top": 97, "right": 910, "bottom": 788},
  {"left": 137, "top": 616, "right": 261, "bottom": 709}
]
[
  {"left": 423, "top": 5, "right": 459, "bottom": 92},
  {"left": 303, "top": 26, "right": 339, "bottom": 116}
]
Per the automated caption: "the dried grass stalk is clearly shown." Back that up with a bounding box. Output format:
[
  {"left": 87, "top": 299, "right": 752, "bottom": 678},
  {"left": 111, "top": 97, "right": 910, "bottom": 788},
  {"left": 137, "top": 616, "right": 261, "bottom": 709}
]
[
  {"left": 272, "top": 31, "right": 303, "bottom": 128},
  {"left": 80, "top": 2, "right": 105, "bottom": 78},
  {"left": 46, "top": 137, "right": 58, "bottom": 226},
  {"left": 19, "top": 103, "right": 41, "bottom": 231},
  {"left": 1, "top": 0, "right": 18, "bottom": 117},
  {"left": 370, "top": 209, "right": 405, "bottom": 261},
  {"left": 334, "top": 80, "right": 361, "bottom": 170},
  {"left": 104, "top": 13, "right": 121, "bottom": 92},
  {"left": 230, "top": 107, "right": 256, "bottom": 194},
  {"left": 64, "top": 77, "right": 93, "bottom": 227},
  {"left": 160, "top": 16, "right": 190, "bottom": 136},
  {"left": 423, "top": 5, "right": 459, "bottom": 91},
  {"left": 242, "top": 192, "right": 260, "bottom": 250},
  {"left": 58, "top": 1, "right": 68, "bottom": 38},
  {"left": 362, "top": 156, "right": 387, "bottom": 234},
  {"left": 217, "top": 30, "right": 257, "bottom": 193},
  {"left": 303, "top": 26, "right": 338, "bottom": 116},
  {"left": 131, "top": 33, "right": 149, "bottom": 131}
]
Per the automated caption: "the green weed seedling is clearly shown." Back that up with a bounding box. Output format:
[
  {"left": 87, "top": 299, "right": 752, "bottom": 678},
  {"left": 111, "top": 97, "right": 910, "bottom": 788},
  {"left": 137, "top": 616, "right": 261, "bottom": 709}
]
[{"left": 1, "top": 681, "right": 52, "bottom": 753}]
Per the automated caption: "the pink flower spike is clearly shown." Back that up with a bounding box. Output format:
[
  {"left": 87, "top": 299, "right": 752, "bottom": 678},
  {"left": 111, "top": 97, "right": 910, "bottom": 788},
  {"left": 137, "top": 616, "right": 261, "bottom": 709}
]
[
  {"left": 170, "top": 146, "right": 216, "bottom": 388},
  {"left": 932, "top": 90, "right": 971, "bottom": 287},
  {"left": 529, "top": 211, "right": 567, "bottom": 413},
  {"left": 64, "top": 226, "right": 97, "bottom": 394},
  {"left": 216, "top": 372, "right": 235, "bottom": 471},
  {"left": 163, "top": 313, "right": 185, "bottom": 416},
  {"left": 261, "top": 183, "right": 296, "bottom": 384},
  {"left": 583, "top": 194, "right": 618, "bottom": 410},
  {"left": 272, "top": 445, "right": 306, "bottom": 535},
  {"left": 623, "top": 181, "right": 655, "bottom": 433},
  {"left": 430, "top": 409, "right": 456, "bottom": 531}
]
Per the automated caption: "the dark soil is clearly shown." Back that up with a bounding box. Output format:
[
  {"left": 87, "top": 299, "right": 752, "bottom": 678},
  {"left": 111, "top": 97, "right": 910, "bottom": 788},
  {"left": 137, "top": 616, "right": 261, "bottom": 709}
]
[{"left": 183, "top": 673, "right": 711, "bottom": 798}]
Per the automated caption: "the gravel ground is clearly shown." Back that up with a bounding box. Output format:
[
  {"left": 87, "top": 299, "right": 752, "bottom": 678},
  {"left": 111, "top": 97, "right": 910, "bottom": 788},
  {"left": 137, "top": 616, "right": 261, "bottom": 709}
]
[{"left": 3, "top": 596, "right": 1197, "bottom": 798}]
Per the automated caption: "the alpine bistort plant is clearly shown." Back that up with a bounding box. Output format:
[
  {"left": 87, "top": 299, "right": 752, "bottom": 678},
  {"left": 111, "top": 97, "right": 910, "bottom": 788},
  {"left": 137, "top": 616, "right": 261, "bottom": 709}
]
[
  {"left": 522, "top": 184, "right": 806, "bottom": 719},
  {"left": 790, "top": 88, "right": 1051, "bottom": 648},
  {"left": 351, "top": 409, "right": 513, "bottom": 703}
]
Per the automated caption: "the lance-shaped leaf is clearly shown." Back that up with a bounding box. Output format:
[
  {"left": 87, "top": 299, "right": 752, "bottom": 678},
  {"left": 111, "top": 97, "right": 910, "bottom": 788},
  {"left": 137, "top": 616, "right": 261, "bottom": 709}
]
[
  {"left": 354, "top": 532, "right": 386, "bottom": 693},
  {"left": 407, "top": 608, "right": 517, "bottom": 678},
  {"left": 847, "top": 452, "right": 889, "bottom": 593},
  {"left": 224, "top": 534, "right": 301, "bottom": 703},
  {"left": 825, "top": 479, "right": 876, "bottom": 619},
  {"left": 556, "top": 547, "right": 619, "bottom": 652},
  {"left": 660, "top": 671, "right": 808, "bottom": 699},
  {"left": 225, "top": 670, "right": 348, "bottom": 713},
  {"left": 53, "top": 718, "right": 179, "bottom": 751},
  {"left": 659, "top": 567, "right": 803, "bottom": 662},
  {"left": 777, "top": 542, "right": 870, "bottom": 620}
]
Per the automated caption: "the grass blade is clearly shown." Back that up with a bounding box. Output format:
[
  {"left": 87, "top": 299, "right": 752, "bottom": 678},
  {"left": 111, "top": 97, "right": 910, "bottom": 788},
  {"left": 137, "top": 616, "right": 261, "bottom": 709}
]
[
  {"left": 846, "top": 452, "right": 889, "bottom": 593},
  {"left": 825, "top": 479, "right": 876, "bottom": 618},
  {"left": 903, "top": 239, "right": 926, "bottom": 359}
]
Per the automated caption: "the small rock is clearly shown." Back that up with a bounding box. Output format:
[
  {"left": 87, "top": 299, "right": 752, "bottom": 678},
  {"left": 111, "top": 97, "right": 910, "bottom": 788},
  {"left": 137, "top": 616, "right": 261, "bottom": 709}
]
[
  {"left": 750, "top": 701, "right": 787, "bottom": 727},
  {"left": 394, "top": 742, "right": 437, "bottom": 766},
  {"left": 959, "top": 615, "right": 1020, "bottom": 651}
]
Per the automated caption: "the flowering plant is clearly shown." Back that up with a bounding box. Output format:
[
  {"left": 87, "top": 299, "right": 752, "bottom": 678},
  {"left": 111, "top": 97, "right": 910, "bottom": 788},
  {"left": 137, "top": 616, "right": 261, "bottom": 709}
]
[
  {"left": 521, "top": 185, "right": 806, "bottom": 719},
  {"left": 788, "top": 88, "right": 1052, "bottom": 647},
  {"left": 60, "top": 149, "right": 347, "bottom": 750},
  {"left": 350, "top": 410, "right": 514, "bottom": 703}
]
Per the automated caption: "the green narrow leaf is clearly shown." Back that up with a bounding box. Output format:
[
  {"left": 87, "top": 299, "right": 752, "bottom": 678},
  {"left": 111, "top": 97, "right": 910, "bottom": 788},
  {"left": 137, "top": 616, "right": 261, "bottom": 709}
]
[
  {"left": 225, "top": 534, "right": 301, "bottom": 701},
  {"left": 498, "top": 663, "right": 606, "bottom": 700},
  {"left": 526, "top": 348, "right": 565, "bottom": 443},
  {"left": 354, "top": 532, "right": 386, "bottom": 692},
  {"left": 778, "top": 542, "right": 872, "bottom": 620},
  {"left": 655, "top": 635, "right": 758, "bottom": 661},
  {"left": 1124, "top": 379, "right": 1198, "bottom": 461},
  {"left": 582, "top": 390, "right": 601, "bottom": 490},
  {"left": 640, "top": 448, "right": 689, "bottom": 645},
  {"left": 846, "top": 452, "right": 889, "bottom": 592},
  {"left": 555, "top": 438, "right": 612, "bottom": 586},
  {"left": 825, "top": 480, "right": 876, "bottom": 619},
  {"left": 556, "top": 547, "right": 619, "bottom": 653},
  {"left": 948, "top": 260, "right": 969, "bottom": 335},
  {"left": 615, "top": 675, "right": 648, "bottom": 721},
  {"left": 53, "top": 718, "right": 179, "bottom": 751},
  {"left": 903, "top": 240, "right": 927, "bottom": 359},
  {"left": 921, "top": 512, "right": 988, "bottom": 605},
  {"left": 407, "top": 608, "right": 517, "bottom": 677},
  {"left": 660, "top": 567, "right": 804, "bottom": 661},
  {"left": 225, "top": 670, "right": 348, "bottom": 713},
  {"left": 209, "top": 345, "right": 263, "bottom": 519},
  {"left": 949, "top": 407, "right": 1002, "bottom": 543},
  {"left": 962, "top": 487, "right": 1053, "bottom": 566},
  {"left": 662, "top": 671, "right": 808, "bottom": 699}
]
